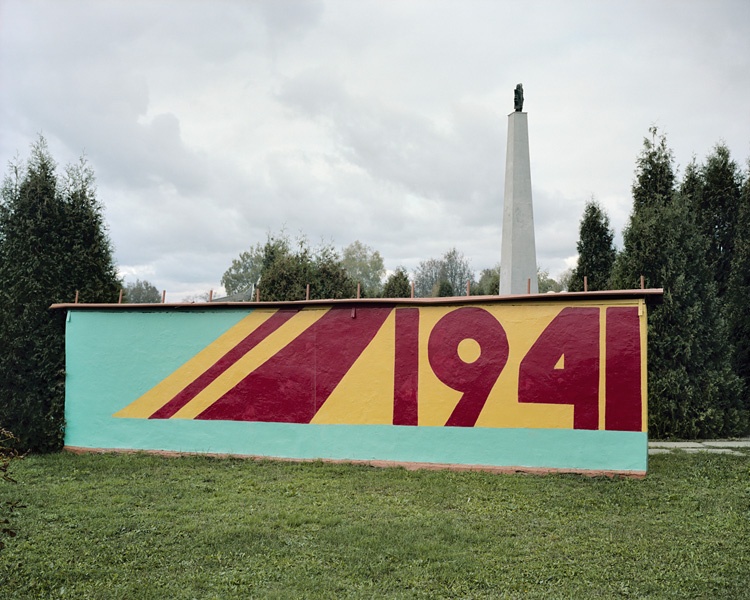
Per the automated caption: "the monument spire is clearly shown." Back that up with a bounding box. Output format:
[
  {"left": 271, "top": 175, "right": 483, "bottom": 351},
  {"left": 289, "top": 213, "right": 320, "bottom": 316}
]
[{"left": 499, "top": 83, "right": 538, "bottom": 295}]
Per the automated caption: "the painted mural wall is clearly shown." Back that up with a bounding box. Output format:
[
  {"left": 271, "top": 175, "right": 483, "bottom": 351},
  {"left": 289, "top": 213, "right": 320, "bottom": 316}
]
[{"left": 63, "top": 297, "right": 649, "bottom": 474}]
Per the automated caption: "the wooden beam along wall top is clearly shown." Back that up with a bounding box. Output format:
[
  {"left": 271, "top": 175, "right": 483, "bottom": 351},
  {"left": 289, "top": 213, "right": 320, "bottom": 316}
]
[{"left": 50, "top": 288, "right": 663, "bottom": 311}]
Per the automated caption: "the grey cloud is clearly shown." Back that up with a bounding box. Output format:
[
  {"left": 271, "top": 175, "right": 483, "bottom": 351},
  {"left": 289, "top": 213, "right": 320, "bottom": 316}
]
[
  {"left": 259, "top": 0, "right": 325, "bottom": 39},
  {"left": 2, "top": 0, "right": 749, "bottom": 298},
  {"left": 276, "top": 70, "right": 504, "bottom": 215}
]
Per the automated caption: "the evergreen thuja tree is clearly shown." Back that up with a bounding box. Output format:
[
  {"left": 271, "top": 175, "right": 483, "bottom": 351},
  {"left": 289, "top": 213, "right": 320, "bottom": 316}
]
[
  {"left": 60, "top": 158, "right": 120, "bottom": 302},
  {"left": 726, "top": 163, "right": 750, "bottom": 417},
  {"left": 0, "top": 137, "right": 120, "bottom": 452},
  {"left": 569, "top": 199, "right": 616, "bottom": 292},
  {"left": 611, "top": 129, "right": 745, "bottom": 438},
  {"left": 692, "top": 143, "right": 742, "bottom": 299},
  {"left": 382, "top": 267, "right": 411, "bottom": 298},
  {"left": 631, "top": 126, "right": 676, "bottom": 213}
]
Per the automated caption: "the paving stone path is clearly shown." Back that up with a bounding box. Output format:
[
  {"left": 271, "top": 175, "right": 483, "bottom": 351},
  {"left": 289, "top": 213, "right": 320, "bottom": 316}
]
[{"left": 648, "top": 439, "right": 750, "bottom": 456}]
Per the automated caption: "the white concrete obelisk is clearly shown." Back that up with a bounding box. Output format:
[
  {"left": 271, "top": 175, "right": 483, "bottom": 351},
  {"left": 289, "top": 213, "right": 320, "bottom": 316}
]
[{"left": 499, "top": 84, "right": 538, "bottom": 295}]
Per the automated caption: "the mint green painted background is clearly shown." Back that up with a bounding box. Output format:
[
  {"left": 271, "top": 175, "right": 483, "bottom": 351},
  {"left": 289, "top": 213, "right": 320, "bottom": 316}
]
[{"left": 64, "top": 309, "right": 647, "bottom": 473}]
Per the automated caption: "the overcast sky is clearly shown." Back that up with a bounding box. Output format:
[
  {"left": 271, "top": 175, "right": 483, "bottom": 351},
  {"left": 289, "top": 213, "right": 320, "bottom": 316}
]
[{"left": 1, "top": 0, "right": 749, "bottom": 300}]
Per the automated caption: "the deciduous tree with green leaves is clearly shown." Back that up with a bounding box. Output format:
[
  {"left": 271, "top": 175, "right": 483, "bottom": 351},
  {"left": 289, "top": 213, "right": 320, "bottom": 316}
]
[
  {"left": 470, "top": 265, "right": 500, "bottom": 295},
  {"left": 537, "top": 267, "right": 562, "bottom": 293},
  {"left": 254, "top": 232, "right": 356, "bottom": 301},
  {"left": 440, "top": 248, "right": 473, "bottom": 296},
  {"left": 124, "top": 279, "right": 161, "bottom": 303},
  {"left": 413, "top": 257, "right": 443, "bottom": 298},
  {"left": 341, "top": 240, "right": 385, "bottom": 298},
  {"left": 413, "top": 248, "right": 473, "bottom": 297},
  {"left": 557, "top": 267, "right": 574, "bottom": 292},
  {"left": 220, "top": 241, "right": 265, "bottom": 296},
  {"left": 0, "top": 137, "right": 120, "bottom": 451}
]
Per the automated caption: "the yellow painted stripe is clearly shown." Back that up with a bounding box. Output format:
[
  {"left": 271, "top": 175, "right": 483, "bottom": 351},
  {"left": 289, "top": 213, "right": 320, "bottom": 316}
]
[
  {"left": 640, "top": 299, "right": 648, "bottom": 433},
  {"left": 311, "top": 309, "right": 396, "bottom": 425},
  {"left": 171, "top": 307, "right": 330, "bottom": 419},
  {"left": 114, "top": 310, "right": 278, "bottom": 418},
  {"left": 598, "top": 306, "right": 606, "bottom": 431}
]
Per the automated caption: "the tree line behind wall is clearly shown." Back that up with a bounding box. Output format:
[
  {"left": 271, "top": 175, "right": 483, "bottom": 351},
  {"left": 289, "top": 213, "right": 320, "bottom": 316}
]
[
  {"left": 1, "top": 129, "right": 749, "bottom": 451},
  {"left": 221, "top": 239, "right": 561, "bottom": 302},
  {"left": 570, "top": 128, "right": 750, "bottom": 438}
]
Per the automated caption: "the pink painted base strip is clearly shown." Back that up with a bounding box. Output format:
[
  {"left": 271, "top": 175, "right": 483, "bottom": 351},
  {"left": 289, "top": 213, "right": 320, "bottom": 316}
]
[{"left": 64, "top": 446, "right": 646, "bottom": 479}]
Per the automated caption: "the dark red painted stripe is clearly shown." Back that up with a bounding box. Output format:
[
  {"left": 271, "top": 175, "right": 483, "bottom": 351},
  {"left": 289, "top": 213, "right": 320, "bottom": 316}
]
[
  {"left": 605, "top": 307, "right": 642, "bottom": 432},
  {"left": 197, "top": 307, "right": 391, "bottom": 423},
  {"left": 149, "top": 310, "right": 298, "bottom": 419},
  {"left": 393, "top": 308, "right": 420, "bottom": 426}
]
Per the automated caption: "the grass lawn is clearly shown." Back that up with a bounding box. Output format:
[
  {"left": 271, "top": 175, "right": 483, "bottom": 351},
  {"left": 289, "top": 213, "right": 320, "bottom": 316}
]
[{"left": 1, "top": 450, "right": 748, "bottom": 599}]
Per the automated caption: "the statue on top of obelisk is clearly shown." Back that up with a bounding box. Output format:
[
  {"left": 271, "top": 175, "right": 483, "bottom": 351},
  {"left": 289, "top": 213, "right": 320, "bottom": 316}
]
[{"left": 514, "top": 83, "right": 524, "bottom": 112}]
